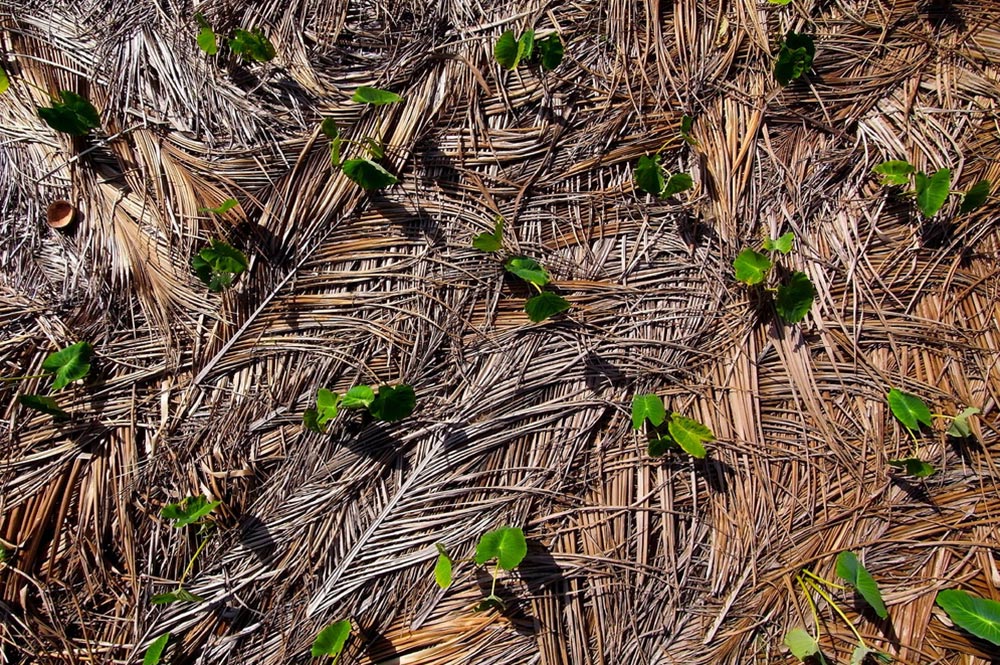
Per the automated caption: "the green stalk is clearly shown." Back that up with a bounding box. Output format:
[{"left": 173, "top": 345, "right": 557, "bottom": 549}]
[{"left": 803, "top": 576, "right": 867, "bottom": 648}]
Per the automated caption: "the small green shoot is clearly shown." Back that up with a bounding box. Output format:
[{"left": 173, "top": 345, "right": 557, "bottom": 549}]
[
  {"left": 38, "top": 90, "right": 100, "bottom": 136},
  {"left": 914, "top": 168, "right": 951, "bottom": 218},
  {"left": 229, "top": 28, "right": 275, "bottom": 63},
  {"left": 959, "top": 180, "right": 990, "bottom": 214},
  {"left": 303, "top": 388, "right": 340, "bottom": 433},
  {"left": 662, "top": 172, "right": 694, "bottom": 198},
  {"left": 195, "top": 13, "right": 217, "bottom": 55},
  {"left": 434, "top": 543, "right": 453, "bottom": 589},
  {"left": 473, "top": 217, "right": 503, "bottom": 252},
  {"left": 351, "top": 86, "right": 403, "bottom": 105},
  {"left": 151, "top": 588, "right": 203, "bottom": 605},
  {"left": 947, "top": 406, "right": 980, "bottom": 439},
  {"left": 312, "top": 620, "right": 352, "bottom": 659},
  {"left": 19, "top": 394, "right": 68, "bottom": 418},
  {"left": 935, "top": 589, "right": 1000, "bottom": 646},
  {"left": 504, "top": 257, "right": 550, "bottom": 288},
  {"left": 784, "top": 627, "right": 823, "bottom": 663},
  {"left": 680, "top": 114, "right": 697, "bottom": 146},
  {"left": 733, "top": 249, "right": 772, "bottom": 285},
  {"left": 340, "top": 385, "right": 376, "bottom": 409},
  {"left": 341, "top": 158, "right": 399, "bottom": 190},
  {"left": 633, "top": 394, "right": 713, "bottom": 459},
  {"left": 43, "top": 341, "right": 92, "bottom": 391},
  {"left": 633, "top": 154, "right": 693, "bottom": 198},
  {"left": 873, "top": 160, "right": 915, "bottom": 186},
  {"left": 763, "top": 232, "right": 795, "bottom": 254},
  {"left": 524, "top": 292, "right": 570, "bottom": 322},
  {"left": 835, "top": 551, "right": 888, "bottom": 619},
  {"left": 494, "top": 30, "right": 533, "bottom": 69},
  {"left": 160, "top": 495, "right": 220, "bottom": 528},
  {"left": 368, "top": 384, "right": 417, "bottom": 422},
  {"left": 199, "top": 198, "right": 238, "bottom": 215},
  {"left": 536, "top": 34, "right": 564, "bottom": 70},
  {"left": 193, "top": 239, "right": 249, "bottom": 292},
  {"left": 0, "top": 64, "right": 9, "bottom": 94},
  {"left": 666, "top": 413, "right": 714, "bottom": 458},
  {"left": 475, "top": 526, "right": 527, "bottom": 570},
  {"left": 304, "top": 384, "right": 415, "bottom": 429},
  {"left": 888, "top": 457, "right": 936, "bottom": 478},
  {"left": 887, "top": 388, "right": 932, "bottom": 431},
  {"left": 774, "top": 31, "right": 815, "bottom": 86},
  {"left": 774, "top": 271, "right": 816, "bottom": 323},
  {"left": 632, "top": 394, "right": 666, "bottom": 430},
  {"left": 143, "top": 633, "right": 170, "bottom": 665}
]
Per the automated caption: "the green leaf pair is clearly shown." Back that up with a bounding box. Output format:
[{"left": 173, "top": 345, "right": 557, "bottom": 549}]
[
  {"left": 873, "top": 160, "right": 991, "bottom": 217},
  {"left": 634, "top": 154, "right": 694, "bottom": 198},
  {"left": 774, "top": 31, "right": 815, "bottom": 86},
  {"left": 193, "top": 239, "right": 249, "bottom": 292},
  {"left": 198, "top": 198, "right": 239, "bottom": 215},
  {"left": 150, "top": 588, "right": 203, "bottom": 605},
  {"left": 495, "top": 30, "right": 564, "bottom": 71},
  {"left": 229, "top": 28, "right": 276, "bottom": 62},
  {"left": 304, "top": 384, "right": 417, "bottom": 432},
  {"left": 38, "top": 90, "right": 101, "bottom": 136},
  {"left": 631, "top": 394, "right": 714, "bottom": 458},
  {"left": 19, "top": 341, "right": 94, "bottom": 418},
  {"left": 503, "top": 256, "right": 570, "bottom": 322},
  {"left": 732, "top": 248, "right": 815, "bottom": 324},
  {"left": 160, "top": 495, "right": 221, "bottom": 528},
  {"left": 312, "top": 619, "right": 352, "bottom": 658},
  {"left": 434, "top": 526, "right": 527, "bottom": 591}
]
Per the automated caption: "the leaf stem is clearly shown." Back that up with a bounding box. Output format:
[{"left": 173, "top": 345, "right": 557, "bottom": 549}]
[
  {"left": 0, "top": 373, "right": 47, "bottom": 383},
  {"left": 803, "top": 577, "right": 867, "bottom": 649},
  {"left": 800, "top": 568, "right": 845, "bottom": 591},
  {"left": 796, "top": 573, "right": 822, "bottom": 638},
  {"left": 178, "top": 530, "right": 212, "bottom": 587}
]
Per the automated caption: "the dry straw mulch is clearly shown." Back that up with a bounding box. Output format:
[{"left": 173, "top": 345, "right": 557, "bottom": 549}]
[{"left": 2, "top": 0, "right": 999, "bottom": 663}]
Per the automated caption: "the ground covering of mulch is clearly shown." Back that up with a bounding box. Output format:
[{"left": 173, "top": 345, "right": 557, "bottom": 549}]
[{"left": 2, "top": 0, "right": 999, "bottom": 663}]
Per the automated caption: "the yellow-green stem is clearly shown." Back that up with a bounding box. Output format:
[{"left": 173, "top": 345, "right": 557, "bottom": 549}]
[
  {"left": 796, "top": 574, "right": 821, "bottom": 637},
  {"left": 801, "top": 567, "right": 845, "bottom": 591},
  {"left": 178, "top": 534, "right": 211, "bottom": 586},
  {"left": 804, "top": 577, "right": 867, "bottom": 648}
]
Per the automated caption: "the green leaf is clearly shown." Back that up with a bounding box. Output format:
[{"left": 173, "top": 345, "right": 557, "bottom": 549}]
[
  {"left": 434, "top": 544, "right": 453, "bottom": 589},
  {"left": 38, "top": 90, "right": 100, "bottom": 136},
  {"left": 198, "top": 198, "right": 238, "bottom": 215},
  {"left": 850, "top": 646, "right": 889, "bottom": 665},
  {"left": 474, "top": 526, "right": 527, "bottom": 570},
  {"left": 341, "top": 158, "right": 399, "bottom": 190},
  {"left": 667, "top": 413, "right": 713, "bottom": 459},
  {"left": 517, "top": 30, "right": 535, "bottom": 63},
  {"left": 340, "top": 385, "right": 375, "bottom": 409},
  {"left": 494, "top": 30, "right": 520, "bottom": 69},
  {"left": 311, "top": 620, "right": 351, "bottom": 657},
  {"left": 368, "top": 384, "right": 417, "bottom": 422},
  {"left": 733, "top": 248, "right": 772, "bottom": 285},
  {"left": 197, "top": 26, "right": 217, "bottom": 55},
  {"left": 229, "top": 28, "right": 275, "bottom": 63},
  {"left": 763, "top": 232, "right": 795, "bottom": 254},
  {"left": 143, "top": 633, "right": 170, "bottom": 665},
  {"left": 473, "top": 218, "right": 503, "bottom": 252},
  {"left": 524, "top": 292, "right": 570, "bottom": 322},
  {"left": 769, "top": 0, "right": 792, "bottom": 4},
  {"left": 947, "top": 406, "right": 980, "bottom": 439},
  {"left": 634, "top": 154, "right": 665, "bottom": 196},
  {"left": 774, "top": 32, "right": 815, "bottom": 86},
  {"left": 321, "top": 119, "right": 342, "bottom": 166},
  {"left": 662, "top": 172, "right": 693, "bottom": 198},
  {"left": 0, "top": 64, "right": 9, "bottom": 95},
  {"left": 536, "top": 34, "right": 564, "bottom": 71},
  {"left": 647, "top": 436, "right": 673, "bottom": 457},
  {"left": 775, "top": 271, "right": 816, "bottom": 323},
  {"left": 936, "top": 589, "right": 1000, "bottom": 646},
  {"left": 959, "top": 180, "right": 990, "bottom": 214},
  {"left": 305, "top": 388, "right": 340, "bottom": 432},
  {"left": 914, "top": 168, "right": 951, "bottom": 218},
  {"left": 42, "top": 341, "right": 93, "bottom": 391},
  {"left": 160, "top": 495, "right": 220, "bottom": 528},
  {"left": 19, "top": 394, "right": 69, "bottom": 418},
  {"left": 474, "top": 594, "right": 506, "bottom": 612},
  {"left": 631, "top": 394, "right": 666, "bottom": 430},
  {"left": 873, "top": 160, "right": 915, "bottom": 186},
  {"left": 504, "top": 256, "right": 550, "bottom": 287},
  {"left": 887, "top": 388, "right": 932, "bottom": 431},
  {"left": 351, "top": 86, "right": 403, "bottom": 105},
  {"left": 303, "top": 408, "right": 324, "bottom": 433},
  {"left": 151, "top": 588, "right": 203, "bottom": 604},
  {"left": 193, "top": 239, "right": 248, "bottom": 292},
  {"left": 361, "top": 137, "right": 385, "bottom": 160},
  {"left": 784, "top": 627, "right": 821, "bottom": 661},
  {"left": 680, "top": 114, "right": 694, "bottom": 137},
  {"left": 835, "top": 551, "right": 888, "bottom": 619},
  {"left": 888, "top": 457, "right": 936, "bottom": 478}
]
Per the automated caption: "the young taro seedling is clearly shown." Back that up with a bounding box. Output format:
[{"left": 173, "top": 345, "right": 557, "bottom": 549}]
[
  {"left": 885, "top": 387, "right": 980, "bottom": 478},
  {"left": 304, "top": 383, "right": 417, "bottom": 432},
  {"left": 321, "top": 86, "right": 404, "bottom": 190},
  {"left": 194, "top": 13, "right": 217, "bottom": 55},
  {"left": 774, "top": 31, "right": 815, "bottom": 86},
  {"left": 434, "top": 525, "right": 528, "bottom": 611},
  {"left": 152, "top": 495, "right": 221, "bottom": 604},
  {"left": 935, "top": 588, "right": 1000, "bottom": 647},
  {"left": 634, "top": 153, "right": 694, "bottom": 199},
  {"left": 733, "top": 232, "right": 816, "bottom": 324},
  {"left": 192, "top": 238, "right": 248, "bottom": 292},
  {"left": 873, "top": 160, "right": 991, "bottom": 218},
  {"left": 494, "top": 30, "right": 564, "bottom": 71},
  {"left": 785, "top": 551, "right": 890, "bottom": 664},
  {"left": 312, "top": 620, "right": 352, "bottom": 662},
  {"left": 37, "top": 90, "right": 101, "bottom": 136},
  {"left": 631, "top": 393, "right": 714, "bottom": 459},
  {"left": 10, "top": 341, "right": 93, "bottom": 419}
]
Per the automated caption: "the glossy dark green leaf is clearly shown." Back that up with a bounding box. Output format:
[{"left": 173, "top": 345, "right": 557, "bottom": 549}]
[
  {"left": 19, "top": 394, "right": 68, "bottom": 418},
  {"left": 775, "top": 271, "right": 815, "bottom": 323},
  {"left": 888, "top": 457, "right": 936, "bottom": 478},
  {"left": 631, "top": 394, "right": 666, "bottom": 430},
  {"left": 368, "top": 384, "right": 416, "bottom": 422},
  {"left": 494, "top": 30, "right": 519, "bottom": 69},
  {"left": 473, "top": 218, "right": 503, "bottom": 252},
  {"left": 151, "top": 588, "right": 203, "bottom": 604},
  {"left": 936, "top": 589, "right": 1000, "bottom": 646},
  {"left": 474, "top": 526, "right": 527, "bottom": 570},
  {"left": 887, "top": 388, "right": 932, "bottom": 431},
  {"left": 434, "top": 544, "right": 453, "bottom": 589},
  {"left": 947, "top": 406, "right": 980, "bottom": 439},
  {"left": 835, "top": 551, "right": 888, "bottom": 619},
  {"left": 38, "top": 91, "right": 100, "bottom": 136},
  {"left": 763, "top": 232, "right": 795, "bottom": 254},
  {"left": 341, "top": 158, "right": 399, "bottom": 190},
  {"left": 312, "top": 620, "right": 351, "bottom": 657},
  {"left": 774, "top": 32, "right": 815, "bottom": 86},
  {"left": 536, "top": 34, "right": 564, "bottom": 70},
  {"left": 959, "top": 180, "right": 990, "bottom": 214},
  {"left": 193, "top": 239, "right": 248, "bottom": 292},
  {"left": 634, "top": 154, "right": 665, "bottom": 196},
  {"left": 198, "top": 198, "right": 238, "bottom": 215},
  {"left": 524, "top": 292, "right": 570, "bottom": 322},
  {"left": 43, "top": 341, "right": 92, "bottom": 391},
  {"left": 733, "top": 248, "right": 772, "bottom": 285},
  {"left": 351, "top": 86, "right": 403, "bottom": 105},
  {"left": 229, "top": 28, "right": 275, "bottom": 62},
  {"left": 662, "top": 172, "right": 693, "bottom": 198},
  {"left": 914, "top": 168, "right": 951, "bottom": 218},
  {"left": 504, "top": 256, "right": 550, "bottom": 287},
  {"left": 143, "top": 633, "right": 170, "bottom": 665},
  {"left": 340, "top": 385, "right": 375, "bottom": 409},
  {"left": 873, "top": 160, "right": 914, "bottom": 186},
  {"left": 160, "top": 495, "right": 220, "bottom": 527},
  {"left": 667, "top": 413, "right": 713, "bottom": 458}
]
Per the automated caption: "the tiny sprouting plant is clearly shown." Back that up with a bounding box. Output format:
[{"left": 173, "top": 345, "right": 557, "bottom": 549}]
[
  {"left": 322, "top": 86, "right": 403, "bottom": 190},
  {"left": 679, "top": 114, "right": 697, "bottom": 146},
  {"left": 935, "top": 589, "right": 1000, "bottom": 646},
  {"left": 472, "top": 217, "right": 503, "bottom": 252},
  {"left": 774, "top": 31, "right": 815, "bottom": 86},
  {"left": 143, "top": 633, "right": 170, "bottom": 665},
  {"left": 885, "top": 388, "right": 980, "bottom": 478},
  {"left": 192, "top": 239, "right": 249, "bottom": 292},
  {"left": 303, "top": 383, "right": 417, "bottom": 432},
  {"left": 434, "top": 526, "right": 528, "bottom": 611},
  {"left": 312, "top": 620, "right": 352, "bottom": 661},
  {"left": 786, "top": 555, "right": 890, "bottom": 664},
  {"left": 12, "top": 341, "right": 93, "bottom": 418},
  {"left": 873, "top": 160, "right": 991, "bottom": 218},
  {"left": 733, "top": 232, "right": 816, "bottom": 324},
  {"left": 152, "top": 495, "right": 220, "bottom": 605},
  {"left": 38, "top": 90, "right": 100, "bottom": 136},
  {"left": 631, "top": 393, "right": 714, "bottom": 458},
  {"left": 229, "top": 28, "right": 276, "bottom": 63},
  {"left": 633, "top": 154, "right": 693, "bottom": 198},
  {"left": 199, "top": 198, "right": 239, "bottom": 215},
  {"left": 494, "top": 30, "right": 564, "bottom": 71},
  {"left": 194, "top": 13, "right": 217, "bottom": 55}
]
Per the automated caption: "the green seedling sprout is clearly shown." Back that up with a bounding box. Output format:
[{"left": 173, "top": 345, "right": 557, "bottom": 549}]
[
  {"left": 304, "top": 384, "right": 416, "bottom": 432},
  {"left": 322, "top": 86, "right": 404, "bottom": 190},
  {"left": 732, "top": 234, "right": 815, "bottom": 323},
  {"left": 679, "top": 114, "right": 698, "bottom": 146},
  {"left": 495, "top": 30, "right": 564, "bottom": 71},
  {"left": 229, "top": 28, "right": 275, "bottom": 62},
  {"left": 634, "top": 153, "right": 693, "bottom": 199},
  {"left": 434, "top": 526, "right": 528, "bottom": 611},
  {"left": 885, "top": 387, "right": 982, "bottom": 476},
  {"left": 774, "top": 31, "right": 815, "bottom": 86},
  {"left": 935, "top": 589, "right": 1000, "bottom": 646},
  {"left": 199, "top": 198, "right": 238, "bottom": 215},
  {"left": 193, "top": 239, "right": 248, "bottom": 292},
  {"left": 11, "top": 341, "right": 94, "bottom": 419},
  {"left": 873, "top": 160, "right": 991, "bottom": 218},
  {"left": 151, "top": 495, "right": 220, "bottom": 605},
  {"left": 312, "top": 620, "right": 352, "bottom": 661},
  {"left": 194, "top": 13, "right": 217, "bottom": 55},
  {"left": 38, "top": 90, "right": 101, "bottom": 136},
  {"left": 142, "top": 633, "right": 170, "bottom": 665},
  {"left": 631, "top": 394, "right": 714, "bottom": 458}
]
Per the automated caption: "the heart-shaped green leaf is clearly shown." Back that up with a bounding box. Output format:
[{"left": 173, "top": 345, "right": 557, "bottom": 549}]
[
  {"left": 536, "top": 34, "right": 564, "bottom": 70},
  {"left": 733, "top": 249, "right": 772, "bottom": 285},
  {"left": 38, "top": 91, "right": 100, "bottom": 136},
  {"left": 784, "top": 628, "right": 822, "bottom": 661},
  {"left": 473, "top": 218, "right": 503, "bottom": 252},
  {"left": 19, "top": 394, "right": 69, "bottom": 419},
  {"left": 340, "top": 385, "right": 375, "bottom": 409},
  {"left": 341, "top": 158, "right": 399, "bottom": 190},
  {"left": 368, "top": 384, "right": 416, "bottom": 422},
  {"left": 151, "top": 588, "right": 203, "bottom": 604},
  {"left": 43, "top": 341, "right": 92, "bottom": 391},
  {"left": 524, "top": 292, "right": 570, "bottom": 322},
  {"left": 143, "top": 633, "right": 170, "bottom": 665},
  {"left": 305, "top": 388, "right": 340, "bottom": 432},
  {"left": 494, "top": 30, "right": 520, "bottom": 69},
  {"left": 0, "top": 65, "right": 9, "bottom": 95},
  {"left": 631, "top": 394, "right": 666, "bottom": 430},
  {"left": 835, "top": 551, "right": 888, "bottom": 619},
  {"left": 312, "top": 620, "right": 351, "bottom": 657},
  {"left": 887, "top": 388, "right": 932, "bottom": 431},
  {"left": 888, "top": 457, "right": 935, "bottom": 478},
  {"left": 434, "top": 543, "right": 453, "bottom": 589},
  {"left": 634, "top": 154, "right": 665, "bottom": 196},
  {"left": 914, "top": 168, "right": 951, "bottom": 218},
  {"left": 475, "top": 526, "right": 527, "bottom": 570},
  {"left": 193, "top": 239, "right": 248, "bottom": 292},
  {"left": 351, "top": 86, "right": 403, "bottom": 105},
  {"left": 763, "top": 232, "right": 795, "bottom": 254},
  {"left": 667, "top": 413, "right": 713, "bottom": 458},
  {"left": 517, "top": 30, "right": 535, "bottom": 63},
  {"left": 196, "top": 23, "right": 217, "bottom": 55},
  {"left": 160, "top": 495, "right": 220, "bottom": 528},
  {"left": 936, "top": 589, "right": 1000, "bottom": 646},
  {"left": 662, "top": 172, "right": 693, "bottom": 198},
  {"left": 198, "top": 198, "right": 238, "bottom": 215},
  {"left": 872, "top": 160, "right": 914, "bottom": 186},
  {"left": 947, "top": 406, "right": 980, "bottom": 439},
  {"left": 504, "top": 256, "right": 550, "bottom": 287},
  {"left": 959, "top": 180, "right": 990, "bottom": 214},
  {"left": 775, "top": 271, "right": 815, "bottom": 323}
]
